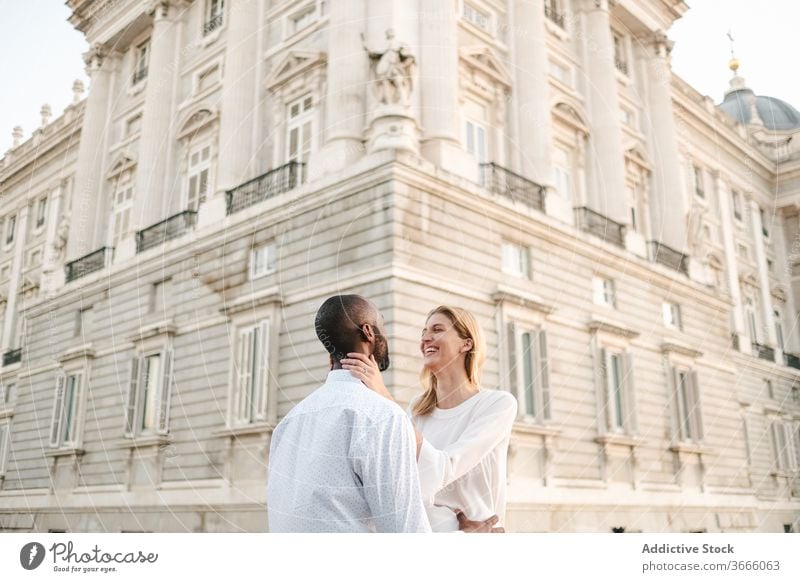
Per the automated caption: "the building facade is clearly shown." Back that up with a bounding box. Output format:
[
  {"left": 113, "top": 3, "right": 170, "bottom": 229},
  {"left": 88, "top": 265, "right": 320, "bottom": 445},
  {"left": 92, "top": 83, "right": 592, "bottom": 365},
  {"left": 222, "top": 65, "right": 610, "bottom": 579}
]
[{"left": 0, "top": 0, "right": 799, "bottom": 532}]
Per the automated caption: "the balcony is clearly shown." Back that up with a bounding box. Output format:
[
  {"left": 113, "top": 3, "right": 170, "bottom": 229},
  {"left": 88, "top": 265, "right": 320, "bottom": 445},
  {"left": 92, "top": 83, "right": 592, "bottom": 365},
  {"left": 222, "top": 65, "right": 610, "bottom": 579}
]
[
  {"left": 65, "top": 247, "right": 113, "bottom": 283},
  {"left": 203, "top": 13, "right": 223, "bottom": 36},
  {"left": 752, "top": 342, "right": 775, "bottom": 362},
  {"left": 136, "top": 210, "right": 198, "bottom": 253},
  {"left": 479, "top": 163, "right": 545, "bottom": 212},
  {"left": 648, "top": 241, "right": 689, "bottom": 276},
  {"left": 226, "top": 161, "right": 306, "bottom": 215},
  {"left": 785, "top": 352, "right": 800, "bottom": 370},
  {"left": 614, "top": 57, "right": 629, "bottom": 76},
  {"left": 3, "top": 348, "right": 21, "bottom": 366},
  {"left": 574, "top": 207, "right": 625, "bottom": 248},
  {"left": 544, "top": 4, "right": 565, "bottom": 29}
]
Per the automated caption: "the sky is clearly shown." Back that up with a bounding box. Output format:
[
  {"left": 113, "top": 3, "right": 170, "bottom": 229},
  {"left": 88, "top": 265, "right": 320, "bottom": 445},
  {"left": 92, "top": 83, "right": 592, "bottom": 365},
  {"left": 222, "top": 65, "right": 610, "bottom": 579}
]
[{"left": 0, "top": 0, "right": 797, "bottom": 154}]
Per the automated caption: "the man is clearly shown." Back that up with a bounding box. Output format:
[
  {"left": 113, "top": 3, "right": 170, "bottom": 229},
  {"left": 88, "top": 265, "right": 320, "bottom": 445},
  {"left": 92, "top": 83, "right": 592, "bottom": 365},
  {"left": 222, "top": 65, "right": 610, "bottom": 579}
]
[{"left": 267, "top": 294, "right": 430, "bottom": 532}]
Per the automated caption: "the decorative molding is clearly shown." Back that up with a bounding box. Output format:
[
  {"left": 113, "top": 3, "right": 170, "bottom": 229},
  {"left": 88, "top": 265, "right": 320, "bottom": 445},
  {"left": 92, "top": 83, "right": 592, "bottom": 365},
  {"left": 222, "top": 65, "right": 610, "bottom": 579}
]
[
  {"left": 58, "top": 343, "right": 96, "bottom": 363},
  {"left": 129, "top": 320, "right": 177, "bottom": 344},
  {"left": 661, "top": 341, "right": 703, "bottom": 359},
  {"left": 587, "top": 316, "right": 640, "bottom": 339},
  {"left": 221, "top": 286, "right": 282, "bottom": 316},
  {"left": 492, "top": 284, "right": 555, "bottom": 314},
  {"left": 265, "top": 50, "right": 327, "bottom": 92}
]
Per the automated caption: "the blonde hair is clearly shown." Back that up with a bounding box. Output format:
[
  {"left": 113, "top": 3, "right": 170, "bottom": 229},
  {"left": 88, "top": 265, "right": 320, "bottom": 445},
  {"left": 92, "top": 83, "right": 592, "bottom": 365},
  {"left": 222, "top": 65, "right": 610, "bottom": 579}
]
[{"left": 412, "top": 306, "right": 486, "bottom": 417}]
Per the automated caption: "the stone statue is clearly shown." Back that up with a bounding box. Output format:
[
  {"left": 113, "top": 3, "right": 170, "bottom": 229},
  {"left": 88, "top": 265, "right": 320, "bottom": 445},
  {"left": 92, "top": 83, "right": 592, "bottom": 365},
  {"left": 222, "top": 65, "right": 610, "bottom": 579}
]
[
  {"left": 362, "top": 29, "right": 416, "bottom": 107},
  {"left": 686, "top": 203, "right": 708, "bottom": 256},
  {"left": 54, "top": 212, "right": 70, "bottom": 258}
]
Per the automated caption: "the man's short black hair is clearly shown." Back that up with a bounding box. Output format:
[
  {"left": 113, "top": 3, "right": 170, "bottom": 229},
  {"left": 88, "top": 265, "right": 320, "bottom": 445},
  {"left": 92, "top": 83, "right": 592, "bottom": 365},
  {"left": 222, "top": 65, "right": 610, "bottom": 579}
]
[{"left": 315, "top": 295, "right": 377, "bottom": 361}]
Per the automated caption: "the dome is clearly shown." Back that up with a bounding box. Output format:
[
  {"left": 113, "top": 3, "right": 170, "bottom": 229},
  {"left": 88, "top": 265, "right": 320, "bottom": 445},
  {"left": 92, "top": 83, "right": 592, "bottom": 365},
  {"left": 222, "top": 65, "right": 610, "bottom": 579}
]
[{"left": 719, "top": 85, "right": 800, "bottom": 131}]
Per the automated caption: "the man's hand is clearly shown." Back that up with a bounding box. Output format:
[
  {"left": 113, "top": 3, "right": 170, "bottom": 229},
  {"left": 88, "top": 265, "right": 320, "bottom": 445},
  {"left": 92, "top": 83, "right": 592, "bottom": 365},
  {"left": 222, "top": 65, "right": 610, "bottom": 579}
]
[{"left": 456, "top": 510, "right": 504, "bottom": 533}]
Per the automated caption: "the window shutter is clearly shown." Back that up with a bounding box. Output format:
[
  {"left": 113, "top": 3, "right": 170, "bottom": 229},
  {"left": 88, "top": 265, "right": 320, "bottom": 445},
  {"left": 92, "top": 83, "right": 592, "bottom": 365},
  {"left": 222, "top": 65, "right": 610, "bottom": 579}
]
[
  {"left": 506, "top": 322, "right": 518, "bottom": 398},
  {"left": 690, "top": 370, "right": 703, "bottom": 441},
  {"left": 49, "top": 374, "right": 66, "bottom": 447},
  {"left": 623, "top": 352, "right": 638, "bottom": 434},
  {"left": 238, "top": 328, "right": 255, "bottom": 422},
  {"left": 770, "top": 422, "right": 782, "bottom": 470},
  {"left": 255, "top": 320, "right": 270, "bottom": 421},
  {"left": 667, "top": 365, "right": 680, "bottom": 441},
  {"left": 158, "top": 349, "right": 173, "bottom": 435},
  {"left": 592, "top": 344, "right": 608, "bottom": 433},
  {"left": 124, "top": 358, "right": 140, "bottom": 437},
  {"left": 538, "top": 329, "right": 551, "bottom": 421}
]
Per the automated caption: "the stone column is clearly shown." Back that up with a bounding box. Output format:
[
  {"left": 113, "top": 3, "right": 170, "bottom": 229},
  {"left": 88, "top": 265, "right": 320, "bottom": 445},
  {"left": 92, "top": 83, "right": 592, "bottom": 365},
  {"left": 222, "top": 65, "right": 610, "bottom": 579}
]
[
  {"left": 418, "top": 0, "right": 473, "bottom": 176},
  {"left": 65, "top": 45, "right": 112, "bottom": 262},
  {"left": 40, "top": 182, "right": 66, "bottom": 296},
  {"left": 716, "top": 174, "right": 746, "bottom": 352},
  {"left": 579, "top": 0, "right": 627, "bottom": 223},
  {"left": 215, "top": 0, "right": 259, "bottom": 191},
  {"left": 774, "top": 211, "right": 799, "bottom": 353},
  {"left": 2, "top": 204, "right": 29, "bottom": 354},
  {"left": 644, "top": 32, "right": 687, "bottom": 251},
  {"left": 132, "top": 0, "right": 181, "bottom": 235},
  {"left": 313, "top": 0, "right": 367, "bottom": 175},
  {"left": 750, "top": 198, "right": 778, "bottom": 349},
  {"left": 512, "top": 0, "right": 553, "bottom": 188}
]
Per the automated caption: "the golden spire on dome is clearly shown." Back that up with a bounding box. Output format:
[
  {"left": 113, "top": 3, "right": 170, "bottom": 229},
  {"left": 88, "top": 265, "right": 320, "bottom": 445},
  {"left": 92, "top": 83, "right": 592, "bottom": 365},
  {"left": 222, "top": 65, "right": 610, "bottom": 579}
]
[{"left": 727, "top": 30, "right": 739, "bottom": 76}]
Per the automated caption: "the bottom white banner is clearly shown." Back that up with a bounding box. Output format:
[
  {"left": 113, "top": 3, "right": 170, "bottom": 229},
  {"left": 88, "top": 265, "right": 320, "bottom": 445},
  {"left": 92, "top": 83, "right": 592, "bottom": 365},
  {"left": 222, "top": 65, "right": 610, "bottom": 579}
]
[{"left": 1, "top": 533, "right": 798, "bottom": 581}]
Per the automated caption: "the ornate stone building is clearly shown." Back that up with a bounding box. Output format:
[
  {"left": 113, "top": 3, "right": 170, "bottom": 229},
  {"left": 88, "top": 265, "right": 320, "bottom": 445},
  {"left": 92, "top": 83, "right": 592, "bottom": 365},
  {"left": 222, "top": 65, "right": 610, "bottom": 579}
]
[{"left": 0, "top": 0, "right": 798, "bottom": 532}]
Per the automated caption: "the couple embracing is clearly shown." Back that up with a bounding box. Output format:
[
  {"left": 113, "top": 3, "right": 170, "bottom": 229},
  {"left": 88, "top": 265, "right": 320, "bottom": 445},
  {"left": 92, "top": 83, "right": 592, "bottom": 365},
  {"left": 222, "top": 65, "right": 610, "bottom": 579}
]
[{"left": 267, "top": 294, "right": 517, "bottom": 533}]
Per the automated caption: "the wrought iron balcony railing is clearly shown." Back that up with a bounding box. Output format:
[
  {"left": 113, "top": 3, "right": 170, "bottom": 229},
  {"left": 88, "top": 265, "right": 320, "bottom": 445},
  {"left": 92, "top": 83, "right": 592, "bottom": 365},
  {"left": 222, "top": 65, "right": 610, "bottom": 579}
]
[
  {"left": 614, "top": 57, "right": 629, "bottom": 76},
  {"left": 203, "top": 13, "right": 223, "bottom": 36},
  {"left": 65, "top": 247, "right": 113, "bottom": 283},
  {"left": 136, "top": 210, "right": 198, "bottom": 254},
  {"left": 544, "top": 4, "right": 566, "bottom": 29},
  {"left": 226, "top": 161, "right": 306, "bottom": 215},
  {"left": 574, "top": 207, "right": 625, "bottom": 248},
  {"left": 3, "top": 348, "right": 21, "bottom": 366},
  {"left": 479, "top": 163, "right": 545, "bottom": 212},
  {"left": 752, "top": 342, "right": 775, "bottom": 362},
  {"left": 648, "top": 241, "right": 689, "bottom": 276},
  {"left": 785, "top": 352, "right": 800, "bottom": 370}
]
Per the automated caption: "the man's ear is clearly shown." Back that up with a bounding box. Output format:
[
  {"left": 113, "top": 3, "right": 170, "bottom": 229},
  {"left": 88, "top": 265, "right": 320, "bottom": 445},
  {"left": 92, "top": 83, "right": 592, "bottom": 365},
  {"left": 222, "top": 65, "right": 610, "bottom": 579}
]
[{"left": 361, "top": 323, "right": 376, "bottom": 343}]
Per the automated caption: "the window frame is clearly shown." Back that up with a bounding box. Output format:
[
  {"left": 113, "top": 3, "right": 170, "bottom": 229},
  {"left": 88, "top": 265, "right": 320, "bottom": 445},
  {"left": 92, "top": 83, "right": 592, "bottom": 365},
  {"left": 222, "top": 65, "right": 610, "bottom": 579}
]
[
  {"left": 461, "top": 0, "right": 494, "bottom": 36},
  {"left": 48, "top": 370, "right": 86, "bottom": 449},
  {"left": 249, "top": 242, "right": 277, "bottom": 280},
  {"left": 35, "top": 197, "right": 47, "bottom": 230},
  {"left": 230, "top": 319, "right": 271, "bottom": 427},
  {"left": 501, "top": 241, "right": 531, "bottom": 279},
  {"left": 592, "top": 276, "right": 616, "bottom": 308},
  {"left": 662, "top": 302, "right": 683, "bottom": 331},
  {"left": 133, "top": 39, "right": 150, "bottom": 85},
  {"left": 285, "top": 93, "right": 316, "bottom": 165},
  {"left": 507, "top": 322, "right": 551, "bottom": 423},
  {"left": 0, "top": 421, "right": 9, "bottom": 477},
  {"left": 4, "top": 214, "right": 16, "bottom": 247},
  {"left": 185, "top": 141, "right": 213, "bottom": 212},
  {"left": 124, "top": 345, "right": 174, "bottom": 438},
  {"left": 693, "top": 165, "right": 705, "bottom": 198},
  {"left": 669, "top": 364, "right": 704, "bottom": 444},
  {"left": 110, "top": 171, "right": 134, "bottom": 248}
]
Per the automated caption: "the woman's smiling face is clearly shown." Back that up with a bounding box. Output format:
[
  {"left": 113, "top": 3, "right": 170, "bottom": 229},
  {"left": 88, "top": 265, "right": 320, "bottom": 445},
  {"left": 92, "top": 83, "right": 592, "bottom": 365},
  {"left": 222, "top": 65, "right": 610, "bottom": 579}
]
[{"left": 420, "top": 312, "right": 470, "bottom": 372}]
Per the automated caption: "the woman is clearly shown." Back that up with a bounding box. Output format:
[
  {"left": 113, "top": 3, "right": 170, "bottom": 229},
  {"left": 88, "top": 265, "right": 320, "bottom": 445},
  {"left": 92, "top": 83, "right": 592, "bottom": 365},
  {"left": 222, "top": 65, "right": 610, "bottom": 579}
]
[{"left": 342, "top": 306, "right": 517, "bottom": 532}]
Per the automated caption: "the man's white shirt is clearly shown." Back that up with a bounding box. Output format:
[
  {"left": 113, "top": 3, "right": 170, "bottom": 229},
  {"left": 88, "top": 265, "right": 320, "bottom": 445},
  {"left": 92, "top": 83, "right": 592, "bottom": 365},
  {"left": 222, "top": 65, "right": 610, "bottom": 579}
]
[{"left": 267, "top": 370, "right": 431, "bottom": 533}]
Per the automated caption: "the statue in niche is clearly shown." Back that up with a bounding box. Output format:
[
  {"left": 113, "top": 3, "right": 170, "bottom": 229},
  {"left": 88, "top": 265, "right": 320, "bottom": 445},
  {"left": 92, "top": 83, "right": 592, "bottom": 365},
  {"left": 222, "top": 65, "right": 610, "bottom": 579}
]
[
  {"left": 686, "top": 203, "right": 708, "bottom": 256},
  {"left": 361, "top": 29, "right": 416, "bottom": 107},
  {"left": 53, "top": 212, "right": 70, "bottom": 259}
]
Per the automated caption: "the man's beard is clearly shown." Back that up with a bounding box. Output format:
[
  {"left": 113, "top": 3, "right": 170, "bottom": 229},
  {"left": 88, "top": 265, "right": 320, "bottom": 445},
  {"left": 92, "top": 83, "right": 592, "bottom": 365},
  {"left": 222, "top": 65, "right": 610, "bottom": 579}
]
[{"left": 374, "top": 334, "right": 391, "bottom": 371}]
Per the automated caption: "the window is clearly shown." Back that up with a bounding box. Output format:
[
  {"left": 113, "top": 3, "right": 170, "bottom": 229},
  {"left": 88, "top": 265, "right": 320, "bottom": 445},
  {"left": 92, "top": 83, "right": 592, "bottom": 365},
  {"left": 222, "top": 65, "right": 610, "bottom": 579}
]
[
  {"left": 693, "top": 165, "right": 705, "bottom": 198},
  {"left": 507, "top": 324, "right": 550, "bottom": 422},
  {"left": 232, "top": 320, "right": 270, "bottom": 425},
  {"left": 75, "top": 307, "right": 91, "bottom": 339},
  {"left": 732, "top": 190, "right": 743, "bottom": 221},
  {"left": 125, "top": 348, "right": 173, "bottom": 437},
  {"left": 593, "top": 277, "right": 616, "bottom": 308},
  {"left": 765, "top": 379, "right": 775, "bottom": 400},
  {"left": 745, "top": 298, "right": 758, "bottom": 342},
  {"left": 625, "top": 186, "right": 639, "bottom": 232},
  {"left": 544, "top": 0, "right": 566, "bottom": 28},
  {"left": 613, "top": 33, "right": 629, "bottom": 75},
  {"left": 599, "top": 349, "right": 636, "bottom": 433},
  {"left": 671, "top": 367, "right": 703, "bottom": 443},
  {"left": 289, "top": 1, "right": 326, "bottom": 35},
  {"left": 286, "top": 94, "right": 315, "bottom": 164},
  {"left": 767, "top": 258, "right": 774, "bottom": 273},
  {"left": 1, "top": 381, "right": 15, "bottom": 407},
  {"left": 548, "top": 60, "right": 572, "bottom": 87},
  {"left": 760, "top": 207, "right": 769, "bottom": 238},
  {"left": 35, "top": 197, "right": 47, "bottom": 229},
  {"left": 553, "top": 145, "right": 573, "bottom": 201},
  {"left": 126, "top": 114, "right": 142, "bottom": 138},
  {"left": 769, "top": 420, "right": 796, "bottom": 472},
  {"left": 774, "top": 309, "right": 785, "bottom": 352},
  {"left": 663, "top": 302, "right": 683, "bottom": 331},
  {"left": 738, "top": 243, "right": 749, "bottom": 260},
  {"left": 151, "top": 279, "right": 169, "bottom": 314},
  {"left": 111, "top": 173, "right": 134, "bottom": 248},
  {"left": 620, "top": 107, "right": 635, "bottom": 128},
  {"left": 186, "top": 143, "right": 211, "bottom": 211},
  {"left": 48, "top": 372, "right": 83, "bottom": 448},
  {"left": 5, "top": 215, "right": 16, "bottom": 246},
  {"left": 501, "top": 242, "right": 530, "bottom": 279},
  {"left": 133, "top": 40, "right": 149, "bottom": 84},
  {"left": 203, "top": 0, "right": 224, "bottom": 35},
  {"left": 197, "top": 65, "right": 220, "bottom": 93},
  {"left": 463, "top": 2, "right": 491, "bottom": 32},
  {"left": 250, "top": 243, "right": 277, "bottom": 279},
  {"left": 0, "top": 422, "right": 9, "bottom": 477},
  {"left": 465, "top": 119, "right": 488, "bottom": 164}
]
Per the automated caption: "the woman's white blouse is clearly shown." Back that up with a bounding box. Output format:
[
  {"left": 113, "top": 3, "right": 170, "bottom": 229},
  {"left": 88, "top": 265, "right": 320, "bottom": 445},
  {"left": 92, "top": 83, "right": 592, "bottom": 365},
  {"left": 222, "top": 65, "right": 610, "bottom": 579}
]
[{"left": 409, "top": 389, "right": 517, "bottom": 532}]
